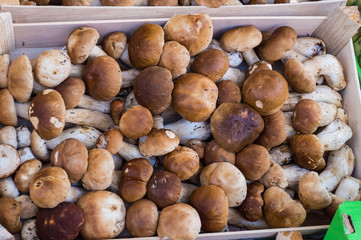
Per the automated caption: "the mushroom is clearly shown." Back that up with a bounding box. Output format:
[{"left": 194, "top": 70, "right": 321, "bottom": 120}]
[
  {"left": 126, "top": 199, "right": 159, "bottom": 237},
  {"left": 204, "top": 140, "right": 235, "bottom": 165},
  {"left": 110, "top": 99, "right": 125, "bottom": 125},
  {"left": 246, "top": 61, "right": 272, "bottom": 78},
  {"left": 334, "top": 176, "right": 361, "bottom": 201},
  {"left": 269, "top": 144, "right": 293, "bottom": 166},
  {"left": 177, "top": 183, "right": 198, "bottom": 204},
  {"left": 14, "top": 195, "right": 39, "bottom": 219},
  {"left": 32, "top": 0, "right": 49, "bottom": 4},
  {"left": 96, "top": 129, "right": 123, "bottom": 155},
  {"left": 237, "top": 182, "right": 264, "bottom": 222},
  {"left": 14, "top": 159, "right": 42, "bottom": 193},
  {"left": 18, "top": 147, "right": 36, "bottom": 165},
  {"left": 284, "top": 58, "right": 316, "bottom": 94},
  {"left": 16, "top": 126, "right": 31, "bottom": 149},
  {"left": 207, "top": 39, "right": 243, "bottom": 68},
  {"left": 227, "top": 207, "right": 269, "bottom": 229},
  {"left": 101, "top": 0, "right": 138, "bottom": 6},
  {"left": 186, "top": 140, "right": 205, "bottom": 160},
  {"left": 65, "top": 108, "right": 117, "bottom": 131},
  {"left": 62, "top": 0, "right": 93, "bottom": 5},
  {"left": 0, "top": 196, "right": 22, "bottom": 234},
  {"left": 0, "top": 177, "right": 20, "bottom": 198},
  {"left": 157, "top": 203, "right": 201, "bottom": 240},
  {"left": 282, "top": 164, "right": 309, "bottom": 192},
  {"left": 21, "top": 219, "right": 38, "bottom": 240},
  {"left": 0, "top": 126, "right": 17, "bottom": 149},
  {"left": 276, "top": 231, "right": 304, "bottom": 240},
  {"left": 159, "top": 41, "right": 190, "bottom": 78},
  {"left": 163, "top": 13, "right": 213, "bottom": 56},
  {"left": 259, "top": 160, "right": 288, "bottom": 189},
  {"left": 65, "top": 186, "right": 87, "bottom": 203},
  {"left": 124, "top": 90, "right": 139, "bottom": 110},
  {"left": 54, "top": 77, "right": 85, "bottom": 109},
  {"left": 216, "top": 80, "right": 242, "bottom": 107},
  {"left": 316, "top": 119, "right": 352, "bottom": 151},
  {"left": 0, "top": 54, "right": 9, "bottom": 88},
  {"left": 119, "top": 105, "right": 153, "bottom": 139},
  {"left": 0, "top": 144, "right": 20, "bottom": 179},
  {"left": 194, "top": 0, "right": 240, "bottom": 7},
  {"left": 149, "top": 0, "right": 178, "bottom": 5},
  {"left": 139, "top": 128, "right": 179, "bottom": 157},
  {"left": 292, "top": 99, "right": 322, "bottom": 134},
  {"left": 102, "top": 31, "right": 127, "bottom": 59},
  {"left": 30, "top": 130, "right": 50, "bottom": 161},
  {"left": 221, "top": 67, "right": 247, "bottom": 87}
]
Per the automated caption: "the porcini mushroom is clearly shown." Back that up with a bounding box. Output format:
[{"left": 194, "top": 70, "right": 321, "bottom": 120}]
[
  {"left": 159, "top": 41, "right": 190, "bottom": 78},
  {"left": 119, "top": 105, "right": 153, "bottom": 139},
  {"left": 0, "top": 196, "right": 22, "bottom": 234},
  {"left": 216, "top": 80, "right": 242, "bottom": 107},
  {"left": 259, "top": 160, "right": 288, "bottom": 189},
  {"left": 238, "top": 182, "right": 264, "bottom": 222},
  {"left": 102, "top": 31, "right": 127, "bottom": 59},
  {"left": 14, "top": 159, "right": 42, "bottom": 193},
  {"left": 292, "top": 99, "right": 322, "bottom": 134},
  {"left": 204, "top": 140, "right": 235, "bottom": 165},
  {"left": 0, "top": 144, "right": 21, "bottom": 179},
  {"left": 0, "top": 126, "right": 17, "bottom": 149},
  {"left": 139, "top": 128, "right": 179, "bottom": 157}
]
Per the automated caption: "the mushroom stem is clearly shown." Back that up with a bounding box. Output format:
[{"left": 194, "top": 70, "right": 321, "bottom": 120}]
[
  {"left": 77, "top": 95, "right": 112, "bottom": 113},
  {"left": 32, "top": 80, "right": 46, "bottom": 94},
  {"left": 65, "top": 109, "right": 117, "bottom": 131},
  {"left": 318, "top": 102, "right": 337, "bottom": 127},
  {"left": 282, "top": 164, "right": 309, "bottom": 192},
  {"left": 88, "top": 45, "right": 108, "bottom": 59},
  {"left": 68, "top": 64, "right": 85, "bottom": 79},
  {"left": 207, "top": 39, "right": 243, "bottom": 67},
  {"left": 120, "top": 44, "right": 132, "bottom": 67},
  {"left": 121, "top": 68, "right": 141, "bottom": 88},
  {"left": 281, "top": 50, "right": 309, "bottom": 64},
  {"left": 221, "top": 67, "right": 247, "bottom": 88},
  {"left": 337, "top": 108, "right": 348, "bottom": 123},
  {"left": 283, "top": 111, "right": 296, "bottom": 141},
  {"left": 0, "top": 126, "right": 17, "bottom": 149},
  {"left": 124, "top": 91, "right": 139, "bottom": 110},
  {"left": 177, "top": 183, "right": 198, "bottom": 204},
  {"left": 242, "top": 49, "right": 260, "bottom": 66},
  {"left": 317, "top": 119, "right": 352, "bottom": 151},
  {"left": 18, "top": 147, "right": 36, "bottom": 165},
  {"left": 15, "top": 102, "right": 30, "bottom": 120},
  {"left": 334, "top": 176, "right": 361, "bottom": 201},
  {"left": 107, "top": 170, "right": 122, "bottom": 195},
  {"left": 31, "top": 129, "right": 50, "bottom": 161},
  {"left": 0, "top": 177, "right": 20, "bottom": 198},
  {"left": 227, "top": 208, "right": 269, "bottom": 229},
  {"left": 153, "top": 115, "right": 165, "bottom": 129},
  {"left": 269, "top": 144, "right": 293, "bottom": 166}
]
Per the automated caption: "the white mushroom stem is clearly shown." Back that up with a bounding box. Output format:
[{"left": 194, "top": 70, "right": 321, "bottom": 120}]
[
  {"left": 283, "top": 111, "right": 296, "bottom": 141},
  {"left": 120, "top": 44, "right": 132, "bottom": 67},
  {"left": 77, "top": 95, "right": 112, "bottom": 113},
  {"left": 45, "top": 126, "right": 102, "bottom": 150},
  {"left": 164, "top": 119, "right": 211, "bottom": 145},
  {"left": 18, "top": 147, "right": 36, "bottom": 165},
  {"left": 269, "top": 145, "right": 293, "bottom": 166},
  {"left": 319, "top": 145, "right": 355, "bottom": 192},
  {"left": 281, "top": 50, "right": 309, "bottom": 64},
  {"left": 282, "top": 164, "right": 309, "bottom": 192},
  {"left": 69, "top": 64, "right": 85, "bottom": 78},
  {"left": 32, "top": 79, "right": 47, "bottom": 94},
  {"left": 117, "top": 141, "right": 145, "bottom": 160},
  {"left": 107, "top": 170, "right": 122, "bottom": 195},
  {"left": 0, "top": 126, "right": 17, "bottom": 149},
  {"left": 65, "top": 109, "right": 117, "bottom": 131},
  {"left": 65, "top": 186, "right": 88, "bottom": 203},
  {"left": 31, "top": 129, "right": 50, "bottom": 161},
  {"left": 334, "top": 176, "right": 361, "bottom": 201},
  {"left": 220, "top": 67, "right": 247, "bottom": 88},
  {"left": 15, "top": 195, "right": 39, "bottom": 219},
  {"left": 177, "top": 183, "right": 198, "bottom": 204},
  {"left": 337, "top": 108, "right": 348, "bottom": 123},
  {"left": 124, "top": 91, "right": 139, "bottom": 110},
  {"left": 207, "top": 39, "right": 243, "bottom": 67},
  {"left": 317, "top": 119, "right": 353, "bottom": 151},
  {"left": 153, "top": 115, "right": 164, "bottom": 129},
  {"left": 16, "top": 126, "right": 31, "bottom": 148},
  {"left": 228, "top": 208, "right": 269, "bottom": 229},
  {"left": 15, "top": 102, "right": 31, "bottom": 120},
  {"left": 0, "top": 177, "right": 20, "bottom": 198},
  {"left": 88, "top": 45, "right": 107, "bottom": 59},
  {"left": 113, "top": 154, "right": 123, "bottom": 170},
  {"left": 259, "top": 161, "right": 288, "bottom": 189},
  {"left": 21, "top": 219, "right": 39, "bottom": 240},
  {"left": 318, "top": 102, "right": 337, "bottom": 127},
  {"left": 121, "top": 68, "right": 141, "bottom": 88},
  {"left": 242, "top": 49, "right": 260, "bottom": 66}
]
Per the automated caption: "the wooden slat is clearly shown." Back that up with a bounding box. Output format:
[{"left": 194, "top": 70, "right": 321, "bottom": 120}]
[
  {"left": 0, "top": 224, "right": 15, "bottom": 240},
  {"left": 0, "top": 11, "right": 14, "bottom": 54}
]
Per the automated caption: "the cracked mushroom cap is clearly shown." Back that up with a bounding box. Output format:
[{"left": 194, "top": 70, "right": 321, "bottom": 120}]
[
  {"left": 216, "top": 80, "right": 242, "bottom": 107},
  {"left": 29, "top": 89, "right": 66, "bottom": 140},
  {"left": 101, "top": 0, "right": 137, "bottom": 5},
  {"left": 119, "top": 105, "right": 153, "bottom": 139},
  {"left": 158, "top": 41, "right": 190, "bottom": 78},
  {"left": 0, "top": 89, "right": 17, "bottom": 126},
  {"left": 163, "top": 13, "right": 213, "bottom": 56},
  {"left": 292, "top": 99, "right": 322, "bottom": 134},
  {"left": 242, "top": 70, "right": 289, "bottom": 116},
  {"left": 220, "top": 25, "right": 262, "bottom": 52},
  {"left": 8, "top": 54, "right": 33, "bottom": 103},
  {"left": 103, "top": 32, "right": 127, "bottom": 59},
  {"left": 172, "top": 73, "right": 218, "bottom": 122},
  {"left": 66, "top": 26, "right": 99, "bottom": 64},
  {"left": 34, "top": 49, "right": 71, "bottom": 88},
  {"left": 128, "top": 23, "right": 165, "bottom": 70},
  {"left": 0, "top": 196, "right": 22, "bottom": 234},
  {"left": 0, "top": 144, "right": 20, "bottom": 179},
  {"left": 83, "top": 55, "right": 122, "bottom": 101},
  {"left": 55, "top": 77, "right": 86, "bottom": 109},
  {"left": 77, "top": 191, "right": 126, "bottom": 239},
  {"left": 62, "top": 0, "right": 93, "bottom": 5},
  {"left": 264, "top": 186, "right": 306, "bottom": 228},
  {"left": 139, "top": 128, "right": 179, "bottom": 157},
  {"left": 134, "top": 66, "right": 174, "bottom": 114},
  {"left": 211, "top": 102, "right": 264, "bottom": 153}
]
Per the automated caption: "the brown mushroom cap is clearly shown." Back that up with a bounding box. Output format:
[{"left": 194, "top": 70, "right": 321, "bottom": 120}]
[
  {"left": 292, "top": 99, "right": 322, "bottom": 134},
  {"left": 55, "top": 77, "right": 86, "bottom": 109},
  {"left": 246, "top": 61, "right": 272, "bottom": 78},
  {"left": 149, "top": 0, "right": 178, "bottom": 5},
  {"left": 134, "top": 66, "right": 174, "bottom": 114},
  {"left": 51, "top": 138, "right": 88, "bottom": 184},
  {"left": 36, "top": 202, "right": 84, "bottom": 240},
  {"left": 119, "top": 105, "right": 153, "bottom": 139},
  {"left": 220, "top": 25, "right": 262, "bottom": 52},
  {"left": 101, "top": 0, "right": 136, "bottom": 5},
  {"left": 62, "top": 0, "right": 93, "bottom": 6},
  {"left": 289, "top": 134, "right": 324, "bottom": 170},
  {"left": 0, "top": 89, "right": 17, "bottom": 126},
  {"left": 210, "top": 102, "right": 264, "bottom": 153},
  {"left": 163, "top": 13, "right": 213, "bottom": 56},
  {"left": 191, "top": 49, "right": 229, "bottom": 82},
  {"left": 29, "top": 166, "right": 71, "bottom": 208},
  {"left": 14, "top": 159, "right": 42, "bottom": 193},
  {"left": 96, "top": 128, "right": 123, "bottom": 155},
  {"left": 186, "top": 139, "right": 205, "bottom": 159},
  {"left": 8, "top": 54, "right": 33, "bottom": 103},
  {"left": 128, "top": 23, "right": 165, "bottom": 70},
  {"left": 163, "top": 146, "right": 200, "bottom": 181},
  {"left": 102, "top": 32, "right": 127, "bottom": 59},
  {"left": 172, "top": 73, "right": 218, "bottom": 122},
  {"left": 110, "top": 99, "right": 125, "bottom": 125},
  {"left": 216, "top": 80, "right": 242, "bottom": 107},
  {"left": 256, "top": 110, "right": 287, "bottom": 150},
  {"left": 236, "top": 144, "right": 270, "bottom": 181},
  {"left": 126, "top": 199, "right": 159, "bottom": 237},
  {"left": 190, "top": 185, "right": 228, "bottom": 232},
  {"left": 284, "top": 58, "right": 316, "bottom": 93},
  {"left": 119, "top": 158, "right": 153, "bottom": 203},
  {"left": 258, "top": 26, "right": 297, "bottom": 62},
  {"left": 0, "top": 196, "right": 22, "bottom": 234},
  {"left": 147, "top": 170, "right": 181, "bottom": 208},
  {"left": 195, "top": 0, "right": 227, "bottom": 7},
  {"left": 259, "top": 160, "right": 288, "bottom": 189},
  {"left": 83, "top": 55, "right": 122, "bottom": 101},
  {"left": 242, "top": 70, "right": 289, "bottom": 116},
  {"left": 204, "top": 140, "right": 235, "bottom": 165},
  {"left": 66, "top": 26, "right": 99, "bottom": 64},
  {"left": 29, "top": 89, "right": 66, "bottom": 140},
  {"left": 238, "top": 182, "right": 265, "bottom": 222},
  {"left": 264, "top": 186, "right": 306, "bottom": 228},
  {"left": 158, "top": 41, "right": 190, "bottom": 78},
  {"left": 139, "top": 128, "right": 180, "bottom": 157},
  {"left": 157, "top": 203, "right": 201, "bottom": 240}
]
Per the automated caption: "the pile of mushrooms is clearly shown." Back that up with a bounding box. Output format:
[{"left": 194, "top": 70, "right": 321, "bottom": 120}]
[{"left": 0, "top": 13, "right": 358, "bottom": 240}]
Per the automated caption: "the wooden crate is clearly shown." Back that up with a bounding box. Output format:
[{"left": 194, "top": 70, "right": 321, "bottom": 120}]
[{"left": 0, "top": 10, "right": 360, "bottom": 240}]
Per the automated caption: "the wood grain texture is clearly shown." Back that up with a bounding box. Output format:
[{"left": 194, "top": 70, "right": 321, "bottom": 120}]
[{"left": 0, "top": 12, "right": 15, "bottom": 55}]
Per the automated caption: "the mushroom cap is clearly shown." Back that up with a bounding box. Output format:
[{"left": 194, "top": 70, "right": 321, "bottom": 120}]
[
  {"left": 0, "top": 144, "right": 20, "bottom": 179},
  {"left": 163, "top": 13, "right": 213, "bottom": 56},
  {"left": 172, "top": 73, "right": 218, "bottom": 122},
  {"left": 0, "top": 196, "right": 22, "bottom": 234},
  {"left": 55, "top": 77, "right": 86, "bottom": 109},
  {"left": 134, "top": 66, "right": 174, "bottom": 114},
  {"left": 119, "top": 158, "right": 153, "bottom": 203},
  {"left": 258, "top": 26, "right": 297, "bottom": 62},
  {"left": 284, "top": 58, "right": 316, "bottom": 93},
  {"left": 139, "top": 128, "right": 179, "bottom": 157},
  {"left": 186, "top": 139, "right": 205, "bottom": 159},
  {"left": 36, "top": 202, "right": 84, "bottom": 240},
  {"left": 0, "top": 89, "right": 17, "bottom": 126},
  {"left": 96, "top": 128, "right": 123, "bottom": 155},
  {"left": 242, "top": 70, "right": 289, "bottom": 116},
  {"left": 128, "top": 23, "right": 165, "bottom": 70},
  {"left": 216, "top": 80, "right": 242, "bottom": 107},
  {"left": 195, "top": 0, "right": 227, "bottom": 7},
  {"left": 210, "top": 102, "right": 264, "bottom": 153},
  {"left": 246, "top": 61, "right": 272, "bottom": 78},
  {"left": 236, "top": 144, "right": 270, "bottom": 181},
  {"left": 66, "top": 26, "right": 99, "bottom": 64},
  {"left": 51, "top": 138, "right": 88, "bottom": 184},
  {"left": 14, "top": 159, "right": 42, "bottom": 193},
  {"left": 163, "top": 146, "right": 200, "bottom": 181},
  {"left": 77, "top": 191, "right": 126, "bottom": 239},
  {"left": 62, "top": 0, "right": 93, "bottom": 6},
  {"left": 259, "top": 160, "right": 288, "bottom": 189},
  {"left": 293, "top": 99, "right": 322, "bottom": 134},
  {"left": 34, "top": 49, "right": 71, "bottom": 87},
  {"left": 101, "top": 0, "right": 137, "bottom": 5},
  {"left": 110, "top": 99, "right": 125, "bottom": 125},
  {"left": 81, "top": 148, "right": 114, "bottom": 191},
  {"left": 190, "top": 185, "right": 228, "bottom": 232},
  {"left": 256, "top": 110, "right": 287, "bottom": 150},
  {"left": 29, "top": 166, "right": 71, "bottom": 208},
  {"left": 147, "top": 170, "right": 182, "bottom": 208},
  {"left": 83, "top": 55, "right": 122, "bottom": 101},
  {"left": 220, "top": 25, "right": 262, "bottom": 52},
  {"left": 126, "top": 199, "right": 159, "bottom": 237},
  {"left": 200, "top": 162, "right": 247, "bottom": 207},
  {"left": 298, "top": 171, "right": 332, "bottom": 210},
  {"left": 149, "top": 0, "right": 178, "bottom": 5},
  {"left": 157, "top": 203, "right": 201, "bottom": 240},
  {"left": 204, "top": 140, "right": 235, "bottom": 165},
  {"left": 8, "top": 54, "right": 33, "bottom": 103},
  {"left": 289, "top": 134, "right": 324, "bottom": 170},
  {"left": 119, "top": 105, "right": 153, "bottom": 139},
  {"left": 158, "top": 41, "right": 190, "bottom": 78},
  {"left": 238, "top": 182, "right": 265, "bottom": 222},
  {"left": 191, "top": 49, "right": 229, "bottom": 82},
  {"left": 102, "top": 32, "right": 127, "bottom": 59},
  {"left": 263, "top": 186, "right": 306, "bottom": 228},
  {"left": 29, "top": 89, "right": 66, "bottom": 140}
]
